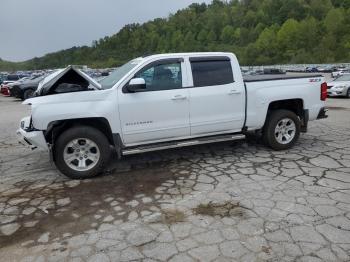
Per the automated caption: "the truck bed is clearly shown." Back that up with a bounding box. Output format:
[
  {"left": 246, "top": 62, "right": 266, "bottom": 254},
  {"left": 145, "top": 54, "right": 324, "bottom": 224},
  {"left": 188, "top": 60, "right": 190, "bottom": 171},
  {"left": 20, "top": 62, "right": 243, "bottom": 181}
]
[{"left": 243, "top": 74, "right": 323, "bottom": 82}]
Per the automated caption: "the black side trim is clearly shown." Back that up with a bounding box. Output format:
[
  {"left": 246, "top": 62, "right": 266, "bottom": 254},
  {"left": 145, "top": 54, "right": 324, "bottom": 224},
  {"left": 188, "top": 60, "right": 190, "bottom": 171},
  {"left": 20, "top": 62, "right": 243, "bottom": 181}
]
[
  {"left": 242, "top": 82, "right": 248, "bottom": 132},
  {"left": 317, "top": 107, "right": 328, "bottom": 119},
  {"left": 189, "top": 56, "right": 230, "bottom": 62}
]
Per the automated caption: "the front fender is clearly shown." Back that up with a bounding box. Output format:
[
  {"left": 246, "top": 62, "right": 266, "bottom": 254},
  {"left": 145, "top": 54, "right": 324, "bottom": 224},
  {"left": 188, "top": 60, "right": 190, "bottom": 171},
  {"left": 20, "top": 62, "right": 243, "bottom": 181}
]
[{"left": 27, "top": 89, "right": 122, "bottom": 135}]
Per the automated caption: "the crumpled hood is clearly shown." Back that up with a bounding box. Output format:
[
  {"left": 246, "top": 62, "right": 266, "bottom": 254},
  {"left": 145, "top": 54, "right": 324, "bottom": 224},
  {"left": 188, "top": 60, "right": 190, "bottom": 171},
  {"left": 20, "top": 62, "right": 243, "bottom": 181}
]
[
  {"left": 35, "top": 65, "right": 101, "bottom": 96},
  {"left": 23, "top": 88, "right": 112, "bottom": 106}
]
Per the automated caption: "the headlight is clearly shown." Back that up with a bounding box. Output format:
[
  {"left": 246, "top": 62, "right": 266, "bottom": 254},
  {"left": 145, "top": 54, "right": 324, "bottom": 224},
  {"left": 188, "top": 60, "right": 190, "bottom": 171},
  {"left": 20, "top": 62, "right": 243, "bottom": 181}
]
[
  {"left": 334, "top": 85, "right": 347, "bottom": 90},
  {"left": 20, "top": 116, "right": 31, "bottom": 130}
]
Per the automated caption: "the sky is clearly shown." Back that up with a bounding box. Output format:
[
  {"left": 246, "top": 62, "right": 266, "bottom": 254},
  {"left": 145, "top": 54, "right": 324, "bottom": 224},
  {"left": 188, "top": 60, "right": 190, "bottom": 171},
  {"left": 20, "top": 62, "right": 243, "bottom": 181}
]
[{"left": 0, "top": 0, "right": 212, "bottom": 62}]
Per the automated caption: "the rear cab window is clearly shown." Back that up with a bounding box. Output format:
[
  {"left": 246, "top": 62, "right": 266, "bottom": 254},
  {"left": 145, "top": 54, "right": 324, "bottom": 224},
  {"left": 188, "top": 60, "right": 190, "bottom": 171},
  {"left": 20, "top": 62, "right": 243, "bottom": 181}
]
[{"left": 190, "top": 57, "right": 234, "bottom": 87}]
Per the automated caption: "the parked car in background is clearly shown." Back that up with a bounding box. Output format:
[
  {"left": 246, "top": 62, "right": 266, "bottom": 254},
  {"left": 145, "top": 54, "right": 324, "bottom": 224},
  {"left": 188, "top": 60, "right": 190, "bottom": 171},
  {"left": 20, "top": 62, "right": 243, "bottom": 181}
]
[
  {"left": 17, "top": 53, "right": 327, "bottom": 179},
  {"left": 0, "top": 74, "right": 5, "bottom": 85},
  {"left": 327, "top": 74, "right": 350, "bottom": 98},
  {"left": 0, "top": 84, "right": 11, "bottom": 96},
  {"left": 315, "top": 66, "right": 336, "bottom": 73},
  {"left": 1, "top": 75, "right": 18, "bottom": 88},
  {"left": 9, "top": 75, "right": 46, "bottom": 100},
  {"left": 1, "top": 77, "right": 29, "bottom": 95},
  {"left": 331, "top": 70, "right": 350, "bottom": 78},
  {"left": 0, "top": 74, "right": 22, "bottom": 96},
  {"left": 334, "top": 66, "right": 347, "bottom": 71},
  {"left": 263, "top": 68, "right": 285, "bottom": 74},
  {"left": 2, "top": 74, "right": 21, "bottom": 84},
  {"left": 306, "top": 67, "right": 318, "bottom": 73}
]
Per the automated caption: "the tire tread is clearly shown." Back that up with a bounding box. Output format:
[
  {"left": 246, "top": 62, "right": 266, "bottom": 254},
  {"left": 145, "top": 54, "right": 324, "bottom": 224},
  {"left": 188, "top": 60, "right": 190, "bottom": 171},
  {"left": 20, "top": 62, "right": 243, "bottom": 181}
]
[
  {"left": 263, "top": 109, "right": 301, "bottom": 151},
  {"left": 54, "top": 126, "right": 111, "bottom": 179}
]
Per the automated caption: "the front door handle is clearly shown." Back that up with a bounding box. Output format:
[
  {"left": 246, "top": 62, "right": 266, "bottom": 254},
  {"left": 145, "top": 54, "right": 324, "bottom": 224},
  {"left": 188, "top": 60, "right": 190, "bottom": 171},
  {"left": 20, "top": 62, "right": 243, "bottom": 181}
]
[
  {"left": 228, "top": 89, "right": 241, "bottom": 95},
  {"left": 171, "top": 95, "right": 187, "bottom": 100}
]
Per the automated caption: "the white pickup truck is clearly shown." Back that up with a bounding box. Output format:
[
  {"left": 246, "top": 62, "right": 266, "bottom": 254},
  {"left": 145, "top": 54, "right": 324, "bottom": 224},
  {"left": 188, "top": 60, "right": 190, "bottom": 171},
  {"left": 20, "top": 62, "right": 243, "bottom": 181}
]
[{"left": 17, "top": 52, "right": 328, "bottom": 179}]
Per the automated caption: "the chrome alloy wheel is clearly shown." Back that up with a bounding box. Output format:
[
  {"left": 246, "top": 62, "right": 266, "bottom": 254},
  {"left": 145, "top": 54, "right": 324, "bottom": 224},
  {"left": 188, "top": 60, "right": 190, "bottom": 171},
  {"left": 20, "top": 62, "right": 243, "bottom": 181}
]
[
  {"left": 63, "top": 138, "right": 100, "bottom": 171},
  {"left": 274, "top": 118, "right": 296, "bottom": 144}
]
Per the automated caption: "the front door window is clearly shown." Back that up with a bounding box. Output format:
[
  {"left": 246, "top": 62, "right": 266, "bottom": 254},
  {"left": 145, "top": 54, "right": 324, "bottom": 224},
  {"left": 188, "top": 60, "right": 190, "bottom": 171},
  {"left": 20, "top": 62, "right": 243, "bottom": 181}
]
[{"left": 135, "top": 62, "right": 182, "bottom": 91}]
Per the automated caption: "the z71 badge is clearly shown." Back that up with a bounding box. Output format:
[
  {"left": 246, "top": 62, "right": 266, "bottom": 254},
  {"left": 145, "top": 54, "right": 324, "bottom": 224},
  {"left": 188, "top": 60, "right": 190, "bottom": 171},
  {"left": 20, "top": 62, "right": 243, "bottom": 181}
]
[{"left": 309, "top": 78, "right": 321, "bottom": 82}]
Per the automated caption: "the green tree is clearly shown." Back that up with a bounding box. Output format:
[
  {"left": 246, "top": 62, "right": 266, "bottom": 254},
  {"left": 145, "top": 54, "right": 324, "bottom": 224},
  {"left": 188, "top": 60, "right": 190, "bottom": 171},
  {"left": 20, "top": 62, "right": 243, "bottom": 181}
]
[
  {"left": 220, "top": 25, "right": 235, "bottom": 44},
  {"left": 1, "top": 0, "right": 350, "bottom": 70},
  {"left": 277, "top": 19, "right": 300, "bottom": 61}
]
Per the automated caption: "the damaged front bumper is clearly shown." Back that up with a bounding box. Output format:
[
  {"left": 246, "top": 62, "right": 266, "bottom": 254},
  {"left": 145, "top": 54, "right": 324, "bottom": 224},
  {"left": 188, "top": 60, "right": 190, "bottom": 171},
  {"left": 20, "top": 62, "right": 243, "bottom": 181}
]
[{"left": 16, "top": 116, "right": 48, "bottom": 151}]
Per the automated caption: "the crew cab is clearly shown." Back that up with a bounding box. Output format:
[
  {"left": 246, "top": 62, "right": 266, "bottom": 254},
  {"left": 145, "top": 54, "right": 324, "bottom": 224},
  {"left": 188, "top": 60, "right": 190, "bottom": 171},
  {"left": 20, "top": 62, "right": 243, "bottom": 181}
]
[{"left": 17, "top": 52, "right": 328, "bottom": 179}]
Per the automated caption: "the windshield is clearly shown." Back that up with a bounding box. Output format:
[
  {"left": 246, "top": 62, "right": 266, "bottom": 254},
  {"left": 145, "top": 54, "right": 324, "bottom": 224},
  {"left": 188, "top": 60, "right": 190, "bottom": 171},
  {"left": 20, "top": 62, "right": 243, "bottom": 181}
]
[
  {"left": 99, "top": 59, "right": 142, "bottom": 89},
  {"left": 30, "top": 75, "right": 42, "bottom": 80},
  {"left": 335, "top": 74, "right": 350, "bottom": 81}
]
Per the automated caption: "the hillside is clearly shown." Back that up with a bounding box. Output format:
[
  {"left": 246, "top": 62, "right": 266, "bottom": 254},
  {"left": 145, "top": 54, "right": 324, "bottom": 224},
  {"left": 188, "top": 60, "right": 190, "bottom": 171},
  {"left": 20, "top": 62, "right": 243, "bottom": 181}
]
[{"left": 1, "top": 0, "right": 350, "bottom": 71}]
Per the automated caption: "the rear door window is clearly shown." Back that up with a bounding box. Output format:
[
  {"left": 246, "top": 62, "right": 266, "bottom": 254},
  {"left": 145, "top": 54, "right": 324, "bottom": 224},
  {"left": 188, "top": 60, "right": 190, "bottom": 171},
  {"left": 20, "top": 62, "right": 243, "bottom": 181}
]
[{"left": 190, "top": 58, "right": 234, "bottom": 87}]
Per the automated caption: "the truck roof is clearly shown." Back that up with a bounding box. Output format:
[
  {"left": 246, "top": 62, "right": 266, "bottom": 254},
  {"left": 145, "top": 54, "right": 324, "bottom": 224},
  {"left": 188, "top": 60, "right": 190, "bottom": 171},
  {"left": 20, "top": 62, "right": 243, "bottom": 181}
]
[{"left": 141, "top": 52, "right": 235, "bottom": 60}]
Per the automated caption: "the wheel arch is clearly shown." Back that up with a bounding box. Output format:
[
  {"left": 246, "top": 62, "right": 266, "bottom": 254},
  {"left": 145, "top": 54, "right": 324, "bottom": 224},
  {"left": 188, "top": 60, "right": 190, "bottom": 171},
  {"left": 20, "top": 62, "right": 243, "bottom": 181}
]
[
  {"left": 44, "top": 117, "right": 117, "bottom": 149},
  {"left": 265, "top": 98, "right": 307, "bottom": 132},
  {"left": 267, "top": 99, "right": 304, "bottom": 117}
]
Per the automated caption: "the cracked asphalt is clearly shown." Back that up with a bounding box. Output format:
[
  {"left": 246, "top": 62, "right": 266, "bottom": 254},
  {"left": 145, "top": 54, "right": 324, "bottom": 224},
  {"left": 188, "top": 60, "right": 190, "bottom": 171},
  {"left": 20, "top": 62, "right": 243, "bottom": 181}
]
[{"left": 0, "top": 95, "right": 350, "bottom": 262}]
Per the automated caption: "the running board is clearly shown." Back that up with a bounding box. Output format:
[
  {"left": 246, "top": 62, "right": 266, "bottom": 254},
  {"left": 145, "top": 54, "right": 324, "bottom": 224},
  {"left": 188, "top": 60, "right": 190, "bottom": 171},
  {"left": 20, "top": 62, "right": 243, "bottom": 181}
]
[{"left": 122, "top": 134, "right": 246, "bottom": 155}]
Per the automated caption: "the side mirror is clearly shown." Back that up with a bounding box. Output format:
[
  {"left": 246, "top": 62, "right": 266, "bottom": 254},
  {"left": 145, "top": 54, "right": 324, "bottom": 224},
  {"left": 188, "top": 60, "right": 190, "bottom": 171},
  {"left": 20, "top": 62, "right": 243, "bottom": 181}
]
[{"left": 127, "top": 78, "right": 146, "bottom": 92}]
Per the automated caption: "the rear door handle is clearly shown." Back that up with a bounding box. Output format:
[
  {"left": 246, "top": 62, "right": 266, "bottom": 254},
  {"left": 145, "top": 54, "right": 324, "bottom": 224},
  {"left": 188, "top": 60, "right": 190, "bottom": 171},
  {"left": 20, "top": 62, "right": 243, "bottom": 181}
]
[
  {"left": 228, "top": 89, "right": 241, "bottom": 95},
  {"left": 171, "top": 95, "right": 187, "bottom": 100}
]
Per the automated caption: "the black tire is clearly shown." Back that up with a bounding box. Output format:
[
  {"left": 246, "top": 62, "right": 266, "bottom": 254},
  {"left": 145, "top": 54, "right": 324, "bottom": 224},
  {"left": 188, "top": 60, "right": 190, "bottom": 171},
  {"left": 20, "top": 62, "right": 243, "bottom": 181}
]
[
  {"left": 54, "top": 126, "right": 111, "bottom": 179},
  {"left": 23, "top": 89, "right": 34, "bottom": 100},
  {"left": 346, "top": 88, "right": 350, "bottom": 98},
  {"left": 262, "top": 109, "right": 301, "bottom": 150}
]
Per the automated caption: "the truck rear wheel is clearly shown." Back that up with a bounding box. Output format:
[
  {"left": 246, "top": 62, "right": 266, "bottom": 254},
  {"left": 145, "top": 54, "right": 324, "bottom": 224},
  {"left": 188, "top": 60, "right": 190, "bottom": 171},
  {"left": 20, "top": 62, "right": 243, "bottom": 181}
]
[
  {"left": 55, "top": 126, "right": 111, "bottom": 179},
  {"left": 263, "top": 110, "right": 300, "bottom": 150}
]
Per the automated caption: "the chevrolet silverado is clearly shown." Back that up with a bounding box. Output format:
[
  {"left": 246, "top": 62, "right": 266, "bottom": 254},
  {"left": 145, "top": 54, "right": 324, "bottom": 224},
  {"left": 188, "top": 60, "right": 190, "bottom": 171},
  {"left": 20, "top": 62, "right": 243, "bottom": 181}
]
[{"left": 17, "top": 53, "right": 328, "bottom": 179}]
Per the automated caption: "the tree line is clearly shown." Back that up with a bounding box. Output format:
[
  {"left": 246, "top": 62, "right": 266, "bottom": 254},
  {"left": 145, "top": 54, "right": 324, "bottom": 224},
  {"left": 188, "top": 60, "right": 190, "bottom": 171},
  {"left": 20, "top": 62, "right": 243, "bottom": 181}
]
[{"left": 1, "top": 0, "right": 350, "bottom": 71}]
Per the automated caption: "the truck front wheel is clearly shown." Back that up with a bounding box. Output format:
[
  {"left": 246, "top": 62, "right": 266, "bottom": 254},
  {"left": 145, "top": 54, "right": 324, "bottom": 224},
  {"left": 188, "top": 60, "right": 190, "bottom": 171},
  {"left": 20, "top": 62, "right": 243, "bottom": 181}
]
[
  {"left": 54, "top": 126, "right": 111, "bottom": 179},
  {"left": 263, "top": 110, "right": 301, "bottom": 150}
]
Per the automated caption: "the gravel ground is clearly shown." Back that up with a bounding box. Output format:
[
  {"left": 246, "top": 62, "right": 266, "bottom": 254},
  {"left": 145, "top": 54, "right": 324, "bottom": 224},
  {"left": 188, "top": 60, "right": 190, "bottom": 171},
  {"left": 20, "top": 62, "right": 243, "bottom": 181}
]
[{"left": 0, "top": 94, "right": 350, "bottom": 262}]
